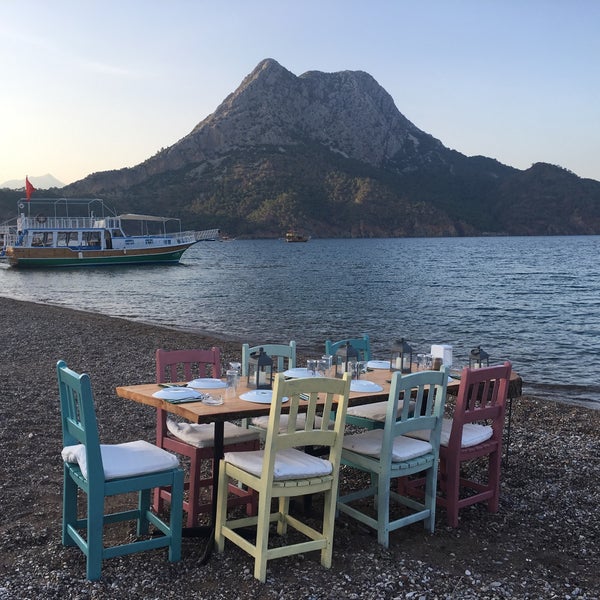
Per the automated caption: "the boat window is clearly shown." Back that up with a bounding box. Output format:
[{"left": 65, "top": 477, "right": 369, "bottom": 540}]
[
  {"left": 112, "top": 229, "right": 124, "bottom": 237},
  {"left": 83, "top": 231, "right": 101, "bottom": 247},
  {"left": 57, "top": 232, "right": 80, "bottom": 248}
]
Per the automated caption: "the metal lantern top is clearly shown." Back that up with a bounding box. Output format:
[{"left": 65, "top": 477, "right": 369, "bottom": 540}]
[
  {"left": 390, "top": 338, "right": 413, "bottom": 374},
  {"left": 469, "top": 345, "right": 490, "bottom": 368},
  {"left": 248, "top": 347, "right": 274, "bottom": 389},
  {"left": 334, "top": 341, "right": 359, "bottom": 378}
]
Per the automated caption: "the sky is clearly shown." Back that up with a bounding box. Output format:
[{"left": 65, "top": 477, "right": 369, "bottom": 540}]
[{"left": 1, "top": 0, "right": 599, "bottom": 187}]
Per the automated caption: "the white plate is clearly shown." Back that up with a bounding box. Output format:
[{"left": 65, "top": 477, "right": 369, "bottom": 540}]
[
  {"left": 152, "top": 387, "right": 202, "bottom": 400},
  {"left": 239, "top": 390, "right": 289, "bottom": 404},
  {"left": 350, "top": 380, "right": 384, "bottom": 393},
  {"left": 367, "top": 360, "right": 391, "bottom": 370},
  {"left": 282, "top": 367, "right": 318, "bottom": 378},
  {"left": 187, "top": 378, "right": 227, "bottom": 389}
]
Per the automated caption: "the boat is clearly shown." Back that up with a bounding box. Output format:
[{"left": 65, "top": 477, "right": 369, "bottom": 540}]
[
  {"left": 284, "top": 230, "right": 310, "bottom": 243},
  {"left": 1, "top": 198, "right": 220, "bottom": 268}
]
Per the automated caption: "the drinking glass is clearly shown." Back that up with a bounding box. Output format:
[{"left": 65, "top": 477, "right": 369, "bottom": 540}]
[
  {"left": 316, "top": 359, "right": 328, "bottom": 377},
  {"left": 306, "top": 359, "right": 317, "bottom": 377},
  {"left": 321, "top": 354, "right": 334, "bottom": 377},
  {"left": 356, "top": 361, "right": 367, "bottom": 379},
  {"left": 225, "top": 369, "right": 239, "bottom": 399},
  {"left": 347, "top": 360, "right": 358, "bottom": 379}
]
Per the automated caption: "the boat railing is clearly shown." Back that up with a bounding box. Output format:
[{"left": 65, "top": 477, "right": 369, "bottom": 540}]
[
  {"left": 19, "top": 216, "right": 100, "bottom": 230},
  {"left": 192, "top": 228, "right": 220, "bottom": 241}
]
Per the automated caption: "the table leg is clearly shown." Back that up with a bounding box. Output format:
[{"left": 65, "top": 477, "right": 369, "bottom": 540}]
[
  {"left": 181, "top": 421, "right": 224, "bottom": 566},
  {"left": 502, "top": 395, "right": 514, "bottom": 468}
]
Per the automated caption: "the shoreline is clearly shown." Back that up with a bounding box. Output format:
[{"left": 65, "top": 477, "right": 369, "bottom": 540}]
[
  {"left": 1, "top": 295, "right": 599, "bottom": 598},
  {"left": 3, "top": 294, "right": 599, "bottom": 411}
]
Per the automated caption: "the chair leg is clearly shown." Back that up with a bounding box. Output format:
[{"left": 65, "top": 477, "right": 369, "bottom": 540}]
[
  {"left": 62, "top": 470, "right": 78, "bottom": 547},
  {"left": 137, "top": 488, "right": 151, "bottom": 536},
  {"left": 254, "top": 491, "right": 273, "bottom": 583},
  {"left": 321, "top": 488, "right": 336, "bottom": 568},
  {"left": 376, "top": 473, "right": 390, "bottom": 549},
  {"left": 168, "top": 469, "right": 184, "bottom": 562},
  {"left": 423, "top": 463, "right": 437, "bottom": 533},
  {"left": 86, "top": 492, "right": 105, "bottom": 581},
  {"left": 487, "top": 449, "right": 502, "bottom": 513},
  {"left": 214, "top": 463, "right": 229, "bottom": 553},
  {"left": 185, "top": 454, "right": 203, "bottom": 528},
  {"left": 443, "top": 458, "right": 461, "bottom": 528},
  {"left": 277, "top": 496, "right": 290, "bottom": 535}
]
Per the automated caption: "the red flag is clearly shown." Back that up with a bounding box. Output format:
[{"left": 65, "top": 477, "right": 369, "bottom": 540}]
[{"left": 25, "top": 176, "right": 36, "bottom": 201}]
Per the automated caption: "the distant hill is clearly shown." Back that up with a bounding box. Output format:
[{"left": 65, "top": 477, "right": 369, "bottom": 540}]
[
  {"left": 1, "top": 174, "right": 64, "bottom": 190},
  {"left": 5, "top": 59, "right": 600, "bottom": 236}
]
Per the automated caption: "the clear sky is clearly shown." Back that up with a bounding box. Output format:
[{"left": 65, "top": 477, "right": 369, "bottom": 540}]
[{"left": 1, "top": 0, "right": 599, "bottom": 186}]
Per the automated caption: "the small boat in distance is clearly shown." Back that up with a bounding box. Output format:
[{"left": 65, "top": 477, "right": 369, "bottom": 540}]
[
  {"left": 284, "top": 230, "right": 310, "bottom": 243},
  {"left": 1, "top": 198, "right": 219, "bottom": 268}
]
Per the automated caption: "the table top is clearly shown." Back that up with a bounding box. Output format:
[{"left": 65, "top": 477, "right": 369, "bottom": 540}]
[
  {"left": 115, "top": 372, "right": 389, "bottom": 424},
  {"left": 115, "top": 366, "right": 522, "bottom": 425}
]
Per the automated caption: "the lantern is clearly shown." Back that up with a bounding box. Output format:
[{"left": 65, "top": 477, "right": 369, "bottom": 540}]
[
  {"left": 469, "top": 345, "right": 490, "bottom": 369},
  {"left": 334, "top": 342, "right": 359, "bottom": 378},
  {"left": 247, "top": 347, "right": 273, "bottom": 389},
  {"left": 390, "top": 338, "right": 413, "bottom": 374}
]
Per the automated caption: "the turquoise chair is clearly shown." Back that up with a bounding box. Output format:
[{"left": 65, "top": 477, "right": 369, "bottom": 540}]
[
  {"left": 337, "top": 368, "right": 448, "bottom": 548},
  {"left": 57, "top": 360, "right": 184, "bottom": 580},
  {"left": 325, "top": 335, "right": 372, "bottom": 362}
]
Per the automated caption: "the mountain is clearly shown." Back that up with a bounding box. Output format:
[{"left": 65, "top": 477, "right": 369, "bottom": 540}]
[
  {"left": 22, "top": 60, "right": 600, "bottom": 236},
  {"left": 1, "top": 174, "right": 64, "bottom": 190}
]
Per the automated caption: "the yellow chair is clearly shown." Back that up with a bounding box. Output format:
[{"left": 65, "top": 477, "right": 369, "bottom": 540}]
[{"left": 215, "top": 373, "right": 351, "bottom": 582}]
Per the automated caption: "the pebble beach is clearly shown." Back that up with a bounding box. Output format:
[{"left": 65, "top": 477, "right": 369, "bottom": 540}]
[{"left": 0, "top": 296, "right": 598, "bottom": 599}]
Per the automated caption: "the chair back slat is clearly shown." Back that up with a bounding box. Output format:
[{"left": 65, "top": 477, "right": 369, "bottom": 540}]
[
  {"left": 155, "top": 348, "right": 221, "bottom": 383},
  {"left": 241, "top": 342, "right": 296, "bottom": 376}
]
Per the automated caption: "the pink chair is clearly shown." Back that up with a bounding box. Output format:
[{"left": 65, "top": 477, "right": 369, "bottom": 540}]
[
  {"left": 154, "top": 348, "right": 259, "bottom": 527},
  {"left": 403, "top": 362, "right": 512, "bottom": 527}
]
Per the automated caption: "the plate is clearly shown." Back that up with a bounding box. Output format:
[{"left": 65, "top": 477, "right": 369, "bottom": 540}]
[
  {"left": 187, "top": 378, "right": 227, "bottom": 389},
  {"left": 239, "top": 390, "right": 289, "bottom": 404},
  {"left": 367, "top": 360, "right": 391, "bottom": 370},
  {"left": 152, "top": 387, "right": 202, "bottom": 401},
  {"left": 350, "top": 380, "right": 384, "bottom": 393},
  {"left": 282, "top": 367, "right": 318, "bottom": 378}
]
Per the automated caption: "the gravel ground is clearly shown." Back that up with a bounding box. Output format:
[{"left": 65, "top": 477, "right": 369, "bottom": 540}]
[{"left": 0, "top": 297, "right": 598, "bottom": 600}]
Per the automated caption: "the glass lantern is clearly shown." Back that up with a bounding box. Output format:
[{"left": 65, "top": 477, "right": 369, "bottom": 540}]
[
  {"left": 334, "top": 342, "right": 359, "bottom": 378},
  {"left": 247, "top": 347, "right": 273, "bottom": 389},
  {"left": 469, "top": 345, "right": 490, "bottom": 369},
  {"left": 390, "top": 338, "right": 413, "bottom": 374}
]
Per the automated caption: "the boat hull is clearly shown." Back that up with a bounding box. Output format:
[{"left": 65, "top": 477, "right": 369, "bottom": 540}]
[{"left": 5, "top": 243, "right": 194, "bottom": 268}]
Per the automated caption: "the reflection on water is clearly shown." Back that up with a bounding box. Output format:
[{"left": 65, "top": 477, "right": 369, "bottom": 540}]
[{"left": 2, "top": 235, "right": 599, "bottom": 408}]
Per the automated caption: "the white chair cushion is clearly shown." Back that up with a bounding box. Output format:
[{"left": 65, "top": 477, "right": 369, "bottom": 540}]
[
  {"left": 251, "top": 414, "right": 326, "bottom": 432},
  {"left": 166, "top": 419, "right": 259, "bottom": 448},
  {"left": 61, "top": 440, "right": 179, "bottom": 480},
  {"left": 346, "top": 400, "right": 414, "bottom": 422},
  {"left": 224, "top": 447, "right": 333, "bottom": 481},
  {"left": 406, "top": 418, "right": 493, "bottom": 448},
  {"left": 343, "top": 429, "right": 433, "bottom": 462}
]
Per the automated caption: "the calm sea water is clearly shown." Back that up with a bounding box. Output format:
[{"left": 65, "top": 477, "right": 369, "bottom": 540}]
[{"left": 2, "top": 236, "right": 599, "bottom": 409}]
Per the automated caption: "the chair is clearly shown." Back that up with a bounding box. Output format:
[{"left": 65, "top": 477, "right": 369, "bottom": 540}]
[
  {"left": 215, "top": 373, "right": 351, "bottom": 582},
  {"left": 154, "top": 348, "right": 260, "bottom": 527},
  {"left": 337, "top": 369, "right": 448, "bottom": 548},
  {"left": 57, "top": 360, "right": 183, "bottom": 580},
  {"left": 241, "top": 341, "right": 297, "bottom": 376},
  {"left": 325, "top": 334, "right": 371, "bottom": 362},
  {"left": 404, "top": 362, "right": 512, "bottom": 527},
  {"left": 241, "top": 342, "right": 297, "bottom": 433}
]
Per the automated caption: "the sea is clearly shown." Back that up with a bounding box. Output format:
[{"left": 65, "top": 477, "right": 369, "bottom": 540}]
[{"left": 1, "top": 236, "right": 599, "bottom": 410}]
